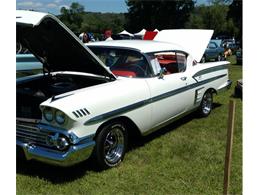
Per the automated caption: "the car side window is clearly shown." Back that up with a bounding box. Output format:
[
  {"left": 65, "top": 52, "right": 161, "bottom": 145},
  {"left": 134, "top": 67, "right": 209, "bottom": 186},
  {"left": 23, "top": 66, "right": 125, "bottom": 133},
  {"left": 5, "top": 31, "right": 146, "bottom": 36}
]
[
  {"left": 150, "top": 51, "right": 187, "bottom": 75},
  {"left": 176, "top": 52, "right": 187, "bottom": 72},
  {"left": 89, "top": 47, "right": 151, "bottom": 78},
  {"left": 208, "top": 42, "right": 217, "bottom": 49}
]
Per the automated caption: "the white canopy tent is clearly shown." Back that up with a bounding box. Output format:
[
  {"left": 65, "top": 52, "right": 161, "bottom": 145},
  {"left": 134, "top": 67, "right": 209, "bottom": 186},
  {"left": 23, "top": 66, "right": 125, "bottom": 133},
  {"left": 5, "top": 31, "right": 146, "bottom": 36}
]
[
  {"left": 134, "top": 29, "right": 146, "bottom": 36},
  {"left": 153, "top": 29, "right": 160, "bottom": 32},
  {"left": 118, "top": 30, "right": 134, "bottom": 37}
]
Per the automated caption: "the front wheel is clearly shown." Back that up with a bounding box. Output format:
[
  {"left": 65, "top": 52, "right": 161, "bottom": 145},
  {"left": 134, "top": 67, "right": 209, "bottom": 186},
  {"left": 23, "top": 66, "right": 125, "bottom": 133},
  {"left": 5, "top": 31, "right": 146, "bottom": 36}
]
[
  {"left": 198, "top": 91, "right": 213, "bottom": 117},
  {"left": 93, "top": 121, "right": 128, "bottom": 170}
]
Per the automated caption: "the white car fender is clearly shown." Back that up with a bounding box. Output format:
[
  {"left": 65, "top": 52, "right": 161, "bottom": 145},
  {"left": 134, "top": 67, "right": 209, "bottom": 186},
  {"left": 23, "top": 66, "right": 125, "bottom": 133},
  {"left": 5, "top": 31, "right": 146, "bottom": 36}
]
[{"left": 40, "top": 78, "right": 151, "bottom": 137}]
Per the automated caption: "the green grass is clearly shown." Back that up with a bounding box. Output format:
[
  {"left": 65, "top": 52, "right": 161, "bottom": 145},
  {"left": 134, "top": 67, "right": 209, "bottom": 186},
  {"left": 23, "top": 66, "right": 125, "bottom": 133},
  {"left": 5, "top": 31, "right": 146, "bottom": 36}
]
[{"left": 16, "top": 57, "right": 242, "bottom": 195}]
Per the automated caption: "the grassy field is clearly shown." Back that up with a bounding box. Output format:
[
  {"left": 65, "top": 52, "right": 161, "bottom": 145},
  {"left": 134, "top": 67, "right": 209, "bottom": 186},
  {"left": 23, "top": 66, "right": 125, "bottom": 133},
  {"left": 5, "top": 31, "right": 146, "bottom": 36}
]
[{"left": 16, "top": 56, "right": 242, "bottom": 195}]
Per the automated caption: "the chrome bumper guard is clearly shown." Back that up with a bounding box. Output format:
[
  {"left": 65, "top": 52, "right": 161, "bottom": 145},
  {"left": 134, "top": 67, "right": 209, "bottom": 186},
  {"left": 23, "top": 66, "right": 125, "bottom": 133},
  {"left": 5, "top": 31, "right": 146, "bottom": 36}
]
[{"left": 16, "top": 122, "right": 95, "bottom": 167}]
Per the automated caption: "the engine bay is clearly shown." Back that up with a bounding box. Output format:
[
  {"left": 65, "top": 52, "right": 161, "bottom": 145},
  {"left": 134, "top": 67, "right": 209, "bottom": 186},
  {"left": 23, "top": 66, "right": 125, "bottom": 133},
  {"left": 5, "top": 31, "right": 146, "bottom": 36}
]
[{"left": 16, "top": 73, "right": 108, "bottom": 119}]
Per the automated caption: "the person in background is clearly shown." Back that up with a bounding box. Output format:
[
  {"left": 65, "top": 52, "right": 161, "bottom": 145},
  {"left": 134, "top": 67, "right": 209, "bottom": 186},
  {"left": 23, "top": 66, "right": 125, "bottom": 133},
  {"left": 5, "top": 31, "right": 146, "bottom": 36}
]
[
  {"left": 104, "top": 30, "right": 113, "bottom": 41},
  {"left": 224, "top": 44, "right": 232, "bottom": 59},
  {"left": 79, "top": 32, "right": 90, "bottom": 43},
  {"left": 83, "top": 32, "right": 90, "bottom": 43},
  {"left": 87, "top": 32, "right": 96, "bottom": 42}
]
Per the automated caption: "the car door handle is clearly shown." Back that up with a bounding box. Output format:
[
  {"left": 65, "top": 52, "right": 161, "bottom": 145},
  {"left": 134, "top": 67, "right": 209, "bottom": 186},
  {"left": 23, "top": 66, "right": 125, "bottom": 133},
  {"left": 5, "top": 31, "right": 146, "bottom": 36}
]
[{"left": 180, "top": 77, "right": 187, "bottom": 81}]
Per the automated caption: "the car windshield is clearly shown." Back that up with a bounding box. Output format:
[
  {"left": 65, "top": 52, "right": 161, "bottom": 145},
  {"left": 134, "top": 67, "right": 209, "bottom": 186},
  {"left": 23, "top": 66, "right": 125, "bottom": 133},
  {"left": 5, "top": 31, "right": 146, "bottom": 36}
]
[{"left": 89, "top": 47, "right": 151, "bottom": 78}]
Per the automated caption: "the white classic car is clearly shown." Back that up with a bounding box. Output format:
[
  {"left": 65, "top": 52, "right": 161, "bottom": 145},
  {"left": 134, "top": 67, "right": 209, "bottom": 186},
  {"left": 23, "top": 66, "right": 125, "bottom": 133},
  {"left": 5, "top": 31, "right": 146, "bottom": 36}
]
[{"left": 16, "top": 10, "right": 232, "bottom": 170}]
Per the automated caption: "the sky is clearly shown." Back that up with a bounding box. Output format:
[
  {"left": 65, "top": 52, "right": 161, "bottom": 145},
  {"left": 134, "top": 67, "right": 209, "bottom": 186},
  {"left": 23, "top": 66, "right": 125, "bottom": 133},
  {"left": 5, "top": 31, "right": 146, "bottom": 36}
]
[
  {"left": 16, "top": 0, "right": 129, "bottom": 14},
  {"left": 16, "top": 0, "right": 209, "bottom": 15}
]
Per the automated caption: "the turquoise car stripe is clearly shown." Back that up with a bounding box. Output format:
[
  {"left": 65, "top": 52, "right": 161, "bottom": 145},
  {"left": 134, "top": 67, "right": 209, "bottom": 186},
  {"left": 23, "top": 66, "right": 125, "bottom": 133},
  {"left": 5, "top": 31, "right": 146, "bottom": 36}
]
[
  {"left": 193, "top": 64, "right": 228, "bottom": 78},
  {"left": 85, "top": 100, "right": 149, "bottom": 124}
]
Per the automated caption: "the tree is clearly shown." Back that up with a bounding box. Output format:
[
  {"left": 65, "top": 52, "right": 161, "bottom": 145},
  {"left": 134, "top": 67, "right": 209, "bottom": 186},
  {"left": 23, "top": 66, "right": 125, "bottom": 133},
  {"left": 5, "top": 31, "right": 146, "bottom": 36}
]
[
  {"left": 227, "top": 0, "right": 242, "bottom": 41},
  {"left": 125, "top": 0, "right": 195, "bottom": 32},
  {"left": 59, "top": 2, "right": 85, "bottom": 33},
  {"left": 185, "top": 3, "right": 239, "bottom": 38},
  {"left": 79, "top": 12, "right": 125, "bottom": 35}
]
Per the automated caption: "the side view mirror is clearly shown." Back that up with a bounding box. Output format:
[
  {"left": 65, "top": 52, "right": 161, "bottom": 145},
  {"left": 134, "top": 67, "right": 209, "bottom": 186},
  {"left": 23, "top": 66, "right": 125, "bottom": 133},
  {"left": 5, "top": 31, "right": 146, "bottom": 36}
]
[{"left": 158, "top": 67, "right": 167, "bottom": 79}]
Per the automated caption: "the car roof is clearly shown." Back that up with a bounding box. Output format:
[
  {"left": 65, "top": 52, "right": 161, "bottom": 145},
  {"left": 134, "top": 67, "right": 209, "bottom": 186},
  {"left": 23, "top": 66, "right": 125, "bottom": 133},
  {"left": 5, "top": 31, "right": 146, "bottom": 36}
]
[
  {"left": 86, "top": 40, "right": 185, "bottom": 54},
  {"left": 210, "top": 39, "right": 222, "bottom": 47}
]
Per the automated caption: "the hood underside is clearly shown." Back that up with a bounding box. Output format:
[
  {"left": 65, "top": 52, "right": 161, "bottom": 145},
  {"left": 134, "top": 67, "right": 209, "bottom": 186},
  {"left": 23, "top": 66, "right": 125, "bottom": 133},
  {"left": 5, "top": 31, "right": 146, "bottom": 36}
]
[
  {"left": 154, "top": 29, "right": 214, "bottom": 62},
  {"left": 16, "top": 10, "right": 115, "bottom": 80}
]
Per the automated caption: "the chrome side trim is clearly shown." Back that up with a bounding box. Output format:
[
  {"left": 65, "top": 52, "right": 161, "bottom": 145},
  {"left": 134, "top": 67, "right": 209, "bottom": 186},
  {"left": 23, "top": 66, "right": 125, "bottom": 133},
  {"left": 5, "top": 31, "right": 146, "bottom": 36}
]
[
  {"left": 194, "top": 87, "right": 205, "bottom": 105},
  {"left": 84, "top": 74, "right": 227, "bottom": 125}
]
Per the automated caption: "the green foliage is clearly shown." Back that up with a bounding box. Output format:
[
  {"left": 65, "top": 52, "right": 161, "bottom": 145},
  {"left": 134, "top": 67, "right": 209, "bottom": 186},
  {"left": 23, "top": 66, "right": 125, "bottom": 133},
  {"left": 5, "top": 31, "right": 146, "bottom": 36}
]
[
  {"left": 80, "top": 12, "right": 125, "bottom": 35},
  {"left": 57, "top": 1, "right": 241, "bottom": 42},
  {"left": 59, "top": 2, "right": 85, "bottom": 33},
  {"left": 185, "top": 3, "right": 239, "bottom": 38},
  {"left": 228, "top": 0, "right": 242, "bottom": 41},
  {"left": 125, "top": 0, "right": 195, "bottom": 32},
  {"left": 58, "top": 2, "right": 125, "bottom": 36}
]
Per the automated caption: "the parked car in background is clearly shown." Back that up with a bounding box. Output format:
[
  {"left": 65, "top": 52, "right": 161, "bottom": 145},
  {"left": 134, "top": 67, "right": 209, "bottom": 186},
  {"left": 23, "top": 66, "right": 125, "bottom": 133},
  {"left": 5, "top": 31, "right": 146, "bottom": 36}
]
[
  {"left": 16, "top": 54, "right": 43, "bottom": 77},
  {"left": 222, "top": 38, "right": 236, "bottom": 46},
  {"left": 201, "top": 41, "right": 224, "bottom": 63},
  {"left": 16, "top": 54, "right": 42, "bottom": 71},
  {"left": 16, "top": 10, "right": 232, "bottom": 170},
  {"left": 226, "top": 42, "right": 239, "bottom": 53},
  {"left": 210, "top": 39, "right": 223, "bottom": 48},
  {"left": 215, "top": 35, "right": 233, "bottom": 41},
  {"left": 236, "top": 49, "right": 242, "bottom": 64}
]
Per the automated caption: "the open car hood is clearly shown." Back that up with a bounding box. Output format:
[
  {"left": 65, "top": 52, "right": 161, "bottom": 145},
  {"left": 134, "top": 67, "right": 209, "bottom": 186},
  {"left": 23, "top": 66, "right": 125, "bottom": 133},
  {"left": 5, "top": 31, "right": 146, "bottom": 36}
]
[
  {"left": 16, "top": 10, "right": 116, "bottom": 80},
  {"left": 154, "top": 29, "right": 214, "bottom": 62}
]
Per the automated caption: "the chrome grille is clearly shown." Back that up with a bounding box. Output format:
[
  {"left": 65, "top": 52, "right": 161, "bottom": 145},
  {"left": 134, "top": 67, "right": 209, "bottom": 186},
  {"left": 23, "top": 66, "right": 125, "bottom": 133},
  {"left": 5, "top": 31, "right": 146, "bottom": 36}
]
[{"left": 16, "top": 122, "right": 50, "bottom": 147}]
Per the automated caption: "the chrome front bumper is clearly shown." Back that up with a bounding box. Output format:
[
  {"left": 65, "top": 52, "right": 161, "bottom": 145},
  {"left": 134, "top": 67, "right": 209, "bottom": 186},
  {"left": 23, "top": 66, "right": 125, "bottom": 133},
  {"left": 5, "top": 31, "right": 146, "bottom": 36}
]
[
  {"left": 17, "top": 140, "right": 95, "bottom": 167},
  {"left": 16, "top": 122, "right": 95, "bottom": 167}
]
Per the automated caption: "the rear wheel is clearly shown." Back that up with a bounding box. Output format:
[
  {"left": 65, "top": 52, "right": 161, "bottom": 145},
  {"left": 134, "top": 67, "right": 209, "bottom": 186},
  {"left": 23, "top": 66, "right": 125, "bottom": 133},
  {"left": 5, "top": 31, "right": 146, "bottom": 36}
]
[
  {"left": 93, "top": 121, "right": 128, "bottom": 170},
  {"left": 198, "top": 91, "right": 213, "bottom": 117}
]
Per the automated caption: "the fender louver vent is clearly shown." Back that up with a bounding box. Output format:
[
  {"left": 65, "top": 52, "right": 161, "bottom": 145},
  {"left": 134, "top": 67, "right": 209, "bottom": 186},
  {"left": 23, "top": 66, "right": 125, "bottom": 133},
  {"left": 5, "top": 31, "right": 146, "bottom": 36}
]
[{"left": 72, "top": 108, "right": 90, "bottom": 118}]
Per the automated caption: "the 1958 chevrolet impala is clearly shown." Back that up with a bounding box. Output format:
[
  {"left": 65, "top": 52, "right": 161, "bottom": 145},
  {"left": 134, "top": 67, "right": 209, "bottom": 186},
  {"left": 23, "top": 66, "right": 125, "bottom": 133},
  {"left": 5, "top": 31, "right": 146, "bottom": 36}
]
[{"left": 16, "top": 10, "right": 232, "bottom": 169}]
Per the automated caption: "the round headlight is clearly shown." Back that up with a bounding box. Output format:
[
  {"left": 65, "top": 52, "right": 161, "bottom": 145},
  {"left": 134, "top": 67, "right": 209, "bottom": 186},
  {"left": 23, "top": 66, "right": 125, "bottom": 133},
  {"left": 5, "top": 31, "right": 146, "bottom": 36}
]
[
  {"left": 43, "top": 107, "right": 53, "bottom": 122},
  {"left": 55, "top": 110, "right": 66, "bottom": 124}
]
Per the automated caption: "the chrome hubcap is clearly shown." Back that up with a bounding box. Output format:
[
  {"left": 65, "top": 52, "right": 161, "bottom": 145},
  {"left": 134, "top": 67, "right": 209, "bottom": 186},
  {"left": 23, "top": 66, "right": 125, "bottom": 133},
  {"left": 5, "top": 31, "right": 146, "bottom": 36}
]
[
  {"left": 104, "top": 126, "right": 124, "bottom": 165},
  {"left": 202, "top": 93, "right": 212, "bottom": 114}
]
